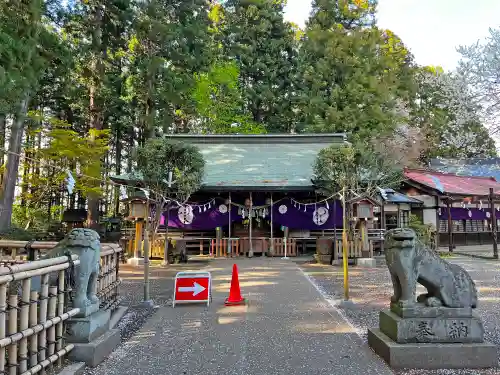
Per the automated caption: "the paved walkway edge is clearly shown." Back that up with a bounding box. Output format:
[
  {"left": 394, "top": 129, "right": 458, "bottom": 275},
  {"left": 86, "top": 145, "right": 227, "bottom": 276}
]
[{"left": 298, "top": 267, "right": 364, "bottom": 339}]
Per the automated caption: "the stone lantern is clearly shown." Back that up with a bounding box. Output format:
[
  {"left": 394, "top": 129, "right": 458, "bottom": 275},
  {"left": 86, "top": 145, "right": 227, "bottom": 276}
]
[
  {"left": 127, "top": 190, "right": 147, "bottom": 220},
  {"left": 122, "top": 189, "right": 148, "bottom": 263}
]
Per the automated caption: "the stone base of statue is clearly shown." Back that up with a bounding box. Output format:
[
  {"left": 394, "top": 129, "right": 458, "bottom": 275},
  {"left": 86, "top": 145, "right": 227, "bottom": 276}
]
[
  {"left": 67, "top": 309, "right": 122, "bottom": 367},
  {"left": 127, "top": 257, "right": 144, "bottom": 266},
  {"left": 356, "top": 257, "right": 377, "bottom": 268},
  {"left": 67, "top": 309, "right": 111, "bottom": 343},
  {"left": 368, "top": 303, "right": 498, "bottom": 369}
]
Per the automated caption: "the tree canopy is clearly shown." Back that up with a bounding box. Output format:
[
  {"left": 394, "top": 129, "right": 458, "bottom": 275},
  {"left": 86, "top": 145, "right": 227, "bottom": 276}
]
[
  {"left": 313, "top": 140, "right": 405, "bottom": 199},
  {"left": 296, "top": 0, "right": 415, "bottom": 140},
  {"left": 411, "top": 67, "right": 497, "bottom": 161},
  {"left": 0, "top": 0, "right": 495, "bottom": 235}
]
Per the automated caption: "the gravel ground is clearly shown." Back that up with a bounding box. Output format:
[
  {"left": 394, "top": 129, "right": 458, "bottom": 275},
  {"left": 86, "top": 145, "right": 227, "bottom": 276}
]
[
  {"left": 299, "top": 256, "right": 500, "bottom": 375},
  {"left": 83, "top": 259, "right": 211, "bottom": 375},
  {"left": 84, "top": 258, "right": 394, "bottom": 375}
]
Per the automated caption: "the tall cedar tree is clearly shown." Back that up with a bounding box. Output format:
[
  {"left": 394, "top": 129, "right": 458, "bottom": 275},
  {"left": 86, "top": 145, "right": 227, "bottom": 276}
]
[
  {"left": 297, "top": 0, "right": 415, "bottom": 140},
  {"left": 64, "top": 0, "right": 132, "bottom": 228},
  {"left": 221, "top": 0, "right": 298, "bottom": 132},
  {"left": 128, "top": 0, "right": 213, "bottom": 138},
  {"left": 0, "top": 0, "right": 58, "bottom": 230}
]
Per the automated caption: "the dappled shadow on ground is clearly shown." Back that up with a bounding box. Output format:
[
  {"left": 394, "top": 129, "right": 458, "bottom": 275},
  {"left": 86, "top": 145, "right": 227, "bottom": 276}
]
[
  {"left": 299, "top": 257, "right": 500, "bottom": 375},
  {"left": 87, "top": 258, "right": 395, "bottom": 375}
]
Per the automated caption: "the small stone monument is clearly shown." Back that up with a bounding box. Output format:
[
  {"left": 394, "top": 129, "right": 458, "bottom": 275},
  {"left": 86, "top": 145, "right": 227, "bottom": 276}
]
[{"left": 368, "top": 228, "right": 498, "bottom": 369}]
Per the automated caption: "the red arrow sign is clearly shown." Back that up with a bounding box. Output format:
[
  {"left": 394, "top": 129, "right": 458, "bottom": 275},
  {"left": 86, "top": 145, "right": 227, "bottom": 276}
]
[{"left": 174, "top": 276, "right": 210, "bottom": 302}]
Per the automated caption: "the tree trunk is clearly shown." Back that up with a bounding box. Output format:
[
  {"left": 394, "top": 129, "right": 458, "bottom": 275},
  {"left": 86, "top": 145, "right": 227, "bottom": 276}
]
[
  {"left": 114, "top": 127, "right": 122, "bottom": 216},
  {"left": 86, "top": 5, "right": 104, "bottom": 230},
  {"left": 0, "top": 95, "right": 29, "bottom": 231},
  {"left": 86, "top": 80, "right": 103, "bottom": 229},
  {"left": 21, "top": 130, "right": 32, "bottom": 211},
  {"left": 0, "top": 114, "right": 6, "bottom": 188}
]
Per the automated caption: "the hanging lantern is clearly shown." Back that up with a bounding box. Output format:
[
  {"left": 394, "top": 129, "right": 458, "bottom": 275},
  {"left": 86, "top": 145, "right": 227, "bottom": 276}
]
[
  {"left": 304, "top": 204, "right": 307, "bottom": 212},
  {"left": 208, "top": 201, "right": 211, "bottom": 209},
  {"left": 199, "top": 206, "right": 202, "bottom": 213},
  {"left": 325, "top": 201, "right": 329, "bottom": 210},
  {"left": 204, "top": 205, "right": 207, "bottom": 212}
]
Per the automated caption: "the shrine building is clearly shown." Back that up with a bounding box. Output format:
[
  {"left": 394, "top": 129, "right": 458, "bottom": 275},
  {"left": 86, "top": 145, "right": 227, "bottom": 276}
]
[{"left": 115, "top": 134, "right": 422, "bottom": 259}]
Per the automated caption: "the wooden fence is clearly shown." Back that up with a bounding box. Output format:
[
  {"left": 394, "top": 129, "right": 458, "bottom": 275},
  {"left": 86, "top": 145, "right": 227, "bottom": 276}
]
[
  {"left": 210, "top": 238, "right": 241, "bottom": 257},
  {"left": 268, "top": 239, "right": 297, "bottom": 257},
  {"left": 120, "top": 231, "right": 378, "bottom": 260},
  {"left": 334, "top": 239, "right": 374, "bottom": 259},
  {"left": 0, "top": 254, "right": 81, "bottom": 374},
  {"left": 97, "top": 244, "right": 123, "bottom": 311}
]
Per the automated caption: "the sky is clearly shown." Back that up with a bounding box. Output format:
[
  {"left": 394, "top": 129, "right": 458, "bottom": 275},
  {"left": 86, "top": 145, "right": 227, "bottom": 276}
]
[{"left": 284, "top": 0, "right": 500, "bottom": 72}]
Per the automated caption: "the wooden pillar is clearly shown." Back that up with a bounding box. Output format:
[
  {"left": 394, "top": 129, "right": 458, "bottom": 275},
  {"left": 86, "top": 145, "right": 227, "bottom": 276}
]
[
  {"left": 249, "top": 192, "right": 253, "bottom": 257},
  {"left": 215, "top": 227, "right": 220, "bottom": 257},
  {"left": 397, "top": 204, "right": 401, "bottom": 227},
  {"left": 270, "top": 193, "right": 274, "bottom": 255},
  {"left": 134, "top": 219, "right": 144, "bottom": 258},
  {"left": 360, "top": 219, "right": 370, "bottom": 257},
  {"left": 163, "top": 205, "right": 170, "bottom": 262},
  {"left": 435, "top": 196, "right": 440, "bottom": 250},
  {"left": 447, "top": 199, "right": 453, "bottom": 252},
  {"left": 380, "top": 200, "right": 386, "bottom": 254},
  {"left": 489, "top": 188, "right": 498, "bottom": 259},
  {"left": 228, "top": 192, "right": 232, "bottom": 256},
  {"left": 330, "top": 199, "right": 338, "bottom": 264}
]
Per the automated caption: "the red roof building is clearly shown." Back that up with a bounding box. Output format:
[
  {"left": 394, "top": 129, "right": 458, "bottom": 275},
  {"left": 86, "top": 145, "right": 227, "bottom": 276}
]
[
  {"left": 402, "top": 168, "right": 500, "bottom": 250},
  {"left": 403, "top": 168, "right": 500, "bottom": 197}
]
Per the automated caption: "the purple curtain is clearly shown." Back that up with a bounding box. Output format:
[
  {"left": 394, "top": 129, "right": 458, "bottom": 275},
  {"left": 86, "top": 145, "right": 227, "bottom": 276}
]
[
  {"left": 271, "top": 199, "right": 343, "bottom": 230},
  {"left": 438, "top": 207, "right": 489, "bottom": 220},
  {"left": 161, "top": 203, "right": 240, "bottom": 231},
  {"left": 160, "top": 198, "right": 344, "bottom": 230}
]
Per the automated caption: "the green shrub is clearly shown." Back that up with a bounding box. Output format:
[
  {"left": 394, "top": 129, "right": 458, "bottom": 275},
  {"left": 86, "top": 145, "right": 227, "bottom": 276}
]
[{"left": 408, "top": 214, "right": 436, "bottom": 249}]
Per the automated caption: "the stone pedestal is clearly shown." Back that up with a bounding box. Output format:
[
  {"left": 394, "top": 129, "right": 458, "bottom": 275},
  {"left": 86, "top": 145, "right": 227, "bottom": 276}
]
[
  {"left": 368, "top": 303, "right": 498, "bottom": 369},
  {"left": 356, "top": 258, "right": 377, "bottom": 268},
  {"left": 127, "top": 257, "right": 144, "bottom": 266},
  {"left": 315, "top": 254, "right": 332, "bottom": 264},
  {"left": 68, "top": 328, "right": 121, "bottom": 368},
  {"left": 368, "top": 328, "right": 497, "bottom": 369},
  {"left": 379, "top": 309, "right": 484, "bottom": 344},
  {"left": 67, "top": 309, "right": 122, "bottom": 367},
  {"left": 67, "top": 309, "right": 111, "bottom": 343}
]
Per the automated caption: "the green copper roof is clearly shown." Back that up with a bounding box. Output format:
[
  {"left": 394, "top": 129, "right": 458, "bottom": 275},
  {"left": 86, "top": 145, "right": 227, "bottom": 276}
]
[{"left": 112, "top": 134, "right": 347, "bottom": 192}]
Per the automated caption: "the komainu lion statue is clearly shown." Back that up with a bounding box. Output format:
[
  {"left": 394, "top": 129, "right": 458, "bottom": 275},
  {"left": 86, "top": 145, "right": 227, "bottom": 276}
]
[
  {"left": 43, "top": 228, "right": 101, "bottom": 316},
  {"left": 385, "top": 228, "right": 477, "bottom": 309}
]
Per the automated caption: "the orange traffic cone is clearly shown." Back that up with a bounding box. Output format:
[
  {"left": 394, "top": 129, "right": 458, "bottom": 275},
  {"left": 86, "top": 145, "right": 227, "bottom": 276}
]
[{"left": 225, "top": 264, "right": 246, "bottom": 306}]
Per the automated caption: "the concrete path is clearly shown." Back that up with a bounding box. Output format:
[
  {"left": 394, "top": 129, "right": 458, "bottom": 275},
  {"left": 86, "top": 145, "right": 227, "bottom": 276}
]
[{"left": 87, "top": 258, "right": 393, "bottom": 375}]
